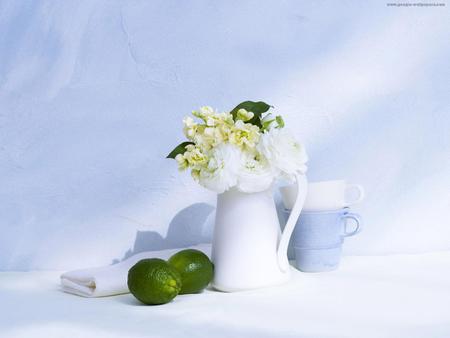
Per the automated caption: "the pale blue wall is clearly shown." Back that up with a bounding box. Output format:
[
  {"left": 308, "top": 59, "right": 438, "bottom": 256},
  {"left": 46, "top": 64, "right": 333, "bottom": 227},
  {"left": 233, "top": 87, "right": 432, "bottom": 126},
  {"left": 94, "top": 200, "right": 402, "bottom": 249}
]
[{"left": 0, "top": 0, "right": 449, "bottom": 270}]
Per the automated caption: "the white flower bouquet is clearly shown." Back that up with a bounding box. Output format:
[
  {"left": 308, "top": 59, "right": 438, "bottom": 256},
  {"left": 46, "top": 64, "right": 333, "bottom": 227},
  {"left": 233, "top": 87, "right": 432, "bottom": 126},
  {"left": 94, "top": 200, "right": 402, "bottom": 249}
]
[{"left": 168, "top": 101, "right": 307, "bottom": 193}]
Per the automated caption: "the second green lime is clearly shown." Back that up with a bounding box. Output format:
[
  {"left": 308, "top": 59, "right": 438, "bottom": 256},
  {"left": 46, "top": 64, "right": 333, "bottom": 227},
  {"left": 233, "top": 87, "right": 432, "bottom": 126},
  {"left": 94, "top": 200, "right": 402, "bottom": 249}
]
[{"left": 168, "top": 249, "right": 213, "bottom": 294}]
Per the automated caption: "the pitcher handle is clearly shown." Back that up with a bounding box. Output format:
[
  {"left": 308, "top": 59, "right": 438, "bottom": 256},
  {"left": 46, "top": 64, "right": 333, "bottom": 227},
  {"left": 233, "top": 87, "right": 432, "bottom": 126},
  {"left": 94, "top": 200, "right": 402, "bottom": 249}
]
[{"left": 277, "top": 174, "right": 308, "bottom": 272}]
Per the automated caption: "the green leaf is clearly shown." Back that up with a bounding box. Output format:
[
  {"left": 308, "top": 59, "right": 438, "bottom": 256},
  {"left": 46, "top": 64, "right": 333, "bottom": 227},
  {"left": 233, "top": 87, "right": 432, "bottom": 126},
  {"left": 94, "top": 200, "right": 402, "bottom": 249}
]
[
  {"left": 275, "top": 115, "right": 285, "bottom": 128},
  {"left": 230, "top": 101, "right": 272, "bottom": 128},
  {"left": 166, "top": 141, "right": 194, "bottom": 159},
  {"left": 262, "top": 119, "right": 275, "bottom": 131}
]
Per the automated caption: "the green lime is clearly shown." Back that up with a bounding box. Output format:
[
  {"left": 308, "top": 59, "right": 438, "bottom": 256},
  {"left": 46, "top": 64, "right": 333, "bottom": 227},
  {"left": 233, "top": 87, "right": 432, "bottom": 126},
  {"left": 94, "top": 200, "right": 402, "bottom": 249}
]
[
  {"left": 168, "top": 249, "right": 214, "bottom": 294},
  {"left": 127, "top": 258, "right": 182, "bottom": 305}
]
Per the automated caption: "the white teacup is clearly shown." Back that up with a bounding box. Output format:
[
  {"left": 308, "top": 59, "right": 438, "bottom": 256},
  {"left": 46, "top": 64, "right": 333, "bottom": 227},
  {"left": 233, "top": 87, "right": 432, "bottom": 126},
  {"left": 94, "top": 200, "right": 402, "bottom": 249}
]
[{"left": 280, "top": 179, "right": 364, "bottom": 211}]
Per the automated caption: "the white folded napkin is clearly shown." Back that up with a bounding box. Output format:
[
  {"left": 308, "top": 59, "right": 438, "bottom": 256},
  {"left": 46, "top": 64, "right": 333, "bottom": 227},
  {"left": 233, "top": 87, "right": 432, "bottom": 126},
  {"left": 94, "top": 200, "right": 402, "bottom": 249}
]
[{"left": 61, "top": 244, "right": 211, "bottom": 297}]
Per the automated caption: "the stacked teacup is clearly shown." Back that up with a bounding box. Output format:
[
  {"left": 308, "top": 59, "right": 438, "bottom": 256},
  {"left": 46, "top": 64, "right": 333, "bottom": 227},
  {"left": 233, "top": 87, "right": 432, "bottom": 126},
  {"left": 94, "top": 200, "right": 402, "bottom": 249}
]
[{"left": 280, "top": 180, "right": 364, "bottom": 272}]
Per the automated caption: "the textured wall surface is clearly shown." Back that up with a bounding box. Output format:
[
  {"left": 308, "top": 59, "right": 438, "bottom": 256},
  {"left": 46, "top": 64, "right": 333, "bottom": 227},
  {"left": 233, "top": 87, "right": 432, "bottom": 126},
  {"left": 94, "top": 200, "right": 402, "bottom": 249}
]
[{"left": 0, "top": 0, "right": 449, "bottom": 270}]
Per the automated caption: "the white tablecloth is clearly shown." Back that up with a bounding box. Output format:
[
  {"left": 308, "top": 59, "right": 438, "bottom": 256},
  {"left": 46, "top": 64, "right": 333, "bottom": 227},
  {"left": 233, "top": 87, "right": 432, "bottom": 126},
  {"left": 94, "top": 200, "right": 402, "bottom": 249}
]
[{"left": 1, "top": 252, "right": 450, "bottom": 338}]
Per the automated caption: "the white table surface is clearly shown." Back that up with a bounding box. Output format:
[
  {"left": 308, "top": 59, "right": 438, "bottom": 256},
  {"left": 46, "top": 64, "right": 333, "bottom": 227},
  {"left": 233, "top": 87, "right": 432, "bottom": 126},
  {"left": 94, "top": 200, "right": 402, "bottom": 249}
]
[{"left": 1, "top": 252, "right": 450, "bottom": 338}]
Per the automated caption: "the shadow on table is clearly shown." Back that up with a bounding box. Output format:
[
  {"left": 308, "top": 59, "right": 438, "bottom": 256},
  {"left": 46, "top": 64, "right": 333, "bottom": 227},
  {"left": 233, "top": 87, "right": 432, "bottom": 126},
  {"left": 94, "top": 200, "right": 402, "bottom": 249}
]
[{"left": 112, "top": 202, "right": 215, "bottom": 264}]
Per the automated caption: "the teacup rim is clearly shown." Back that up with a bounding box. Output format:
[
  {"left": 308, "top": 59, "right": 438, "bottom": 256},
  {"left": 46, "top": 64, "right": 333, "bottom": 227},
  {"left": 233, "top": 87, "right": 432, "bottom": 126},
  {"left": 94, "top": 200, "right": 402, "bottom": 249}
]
[
  {"left": 279, "top": 179, "right": 346, "bottom": 190},
  {"left": 308, "top": 179, "right": 346, "bottom": 185},
  {"left": 299, "top": 207, "right": 351, "bottom": 215},
  {"left": 293, "top": 242, "right": 344, "bottom": 250}
]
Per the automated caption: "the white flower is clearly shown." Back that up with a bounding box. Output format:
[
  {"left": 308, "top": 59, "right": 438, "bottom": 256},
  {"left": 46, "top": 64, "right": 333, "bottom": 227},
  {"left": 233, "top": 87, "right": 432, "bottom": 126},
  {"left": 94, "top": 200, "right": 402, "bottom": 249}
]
[
  {"left": 183, "top": 116, "right": 198, "bottom": 139},
  {"left": 229, "top": 120, "right": 260, "bottom": 149},
  {"left": 197, "top": 144, "right": 241, "bottom": 193},
  {"left": 183, "top": 145, "right": 208, "bottom": 168},
  {"left": 186, "top": 109, "right": 235, "bottom": 150},
  {"left": 258, "top": 127, "right": 308, "bottom": 180},
  {"left": 236, "top": 108, "right": 254, "bottom": 122},
  {"left": 237, "top": 153, "right": 274, "bottom": 193},
  {"left": 175, "top": 153, "right": 189, "bottom": 170},
  {"left": 192, "top": 106, "right": 215, "bottom": 121}
]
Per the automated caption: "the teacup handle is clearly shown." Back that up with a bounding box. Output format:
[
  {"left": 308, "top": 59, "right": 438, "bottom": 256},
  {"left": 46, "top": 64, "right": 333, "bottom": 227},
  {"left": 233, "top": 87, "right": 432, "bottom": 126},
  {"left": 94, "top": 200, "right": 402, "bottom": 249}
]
[
  {"left": 343, "top": 213, "right": 362, "bottom": 237},
  {"left": 345, "top": 184, "right": 365, "bottom": 206}
]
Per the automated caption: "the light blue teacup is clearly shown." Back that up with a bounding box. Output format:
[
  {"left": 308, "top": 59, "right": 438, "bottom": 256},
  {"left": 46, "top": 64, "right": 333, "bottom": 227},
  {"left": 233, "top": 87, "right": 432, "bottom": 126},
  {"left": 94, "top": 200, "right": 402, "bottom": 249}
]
[{"left": 292, "top": 208, "right": 362, "bottom": 272}]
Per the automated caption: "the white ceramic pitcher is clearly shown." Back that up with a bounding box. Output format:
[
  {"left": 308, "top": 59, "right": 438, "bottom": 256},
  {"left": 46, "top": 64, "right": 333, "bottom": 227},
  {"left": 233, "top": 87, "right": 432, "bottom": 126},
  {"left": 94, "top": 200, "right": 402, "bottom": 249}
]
[{"left": 211, "top": 174, "right": 308, "bottom": 292}]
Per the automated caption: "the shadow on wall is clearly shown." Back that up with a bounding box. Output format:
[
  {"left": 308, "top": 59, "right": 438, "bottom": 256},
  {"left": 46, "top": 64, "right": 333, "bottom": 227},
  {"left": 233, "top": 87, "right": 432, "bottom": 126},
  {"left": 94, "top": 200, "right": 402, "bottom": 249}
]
[{"left": 113, "top": 203, "right": 215, "bottom": 264}]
